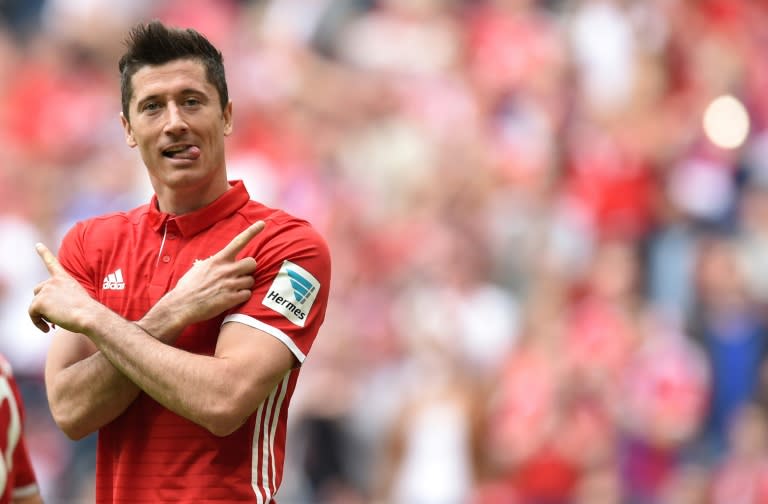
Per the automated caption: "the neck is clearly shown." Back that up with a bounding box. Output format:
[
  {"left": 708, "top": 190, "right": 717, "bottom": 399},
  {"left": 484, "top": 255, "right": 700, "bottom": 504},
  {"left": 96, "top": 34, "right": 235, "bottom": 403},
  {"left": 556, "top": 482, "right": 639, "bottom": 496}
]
[{"left": 154, "top": 178, "right": 230, "bottom": 215}]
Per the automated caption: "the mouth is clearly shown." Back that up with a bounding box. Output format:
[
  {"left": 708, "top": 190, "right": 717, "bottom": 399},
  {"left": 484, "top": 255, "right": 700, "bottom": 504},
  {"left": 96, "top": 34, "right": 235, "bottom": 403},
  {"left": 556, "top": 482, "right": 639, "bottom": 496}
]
[{"left": 162, "top": 144, "right": 201, "bottom": 160}]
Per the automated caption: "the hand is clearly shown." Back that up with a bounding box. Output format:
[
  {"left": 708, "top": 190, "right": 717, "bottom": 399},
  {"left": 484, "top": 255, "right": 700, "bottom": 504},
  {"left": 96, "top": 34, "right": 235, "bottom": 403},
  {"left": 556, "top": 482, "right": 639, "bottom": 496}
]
[
  {"left": 158, "top": 221, "right": 265, "bottom": 326},
  {"left": 29, "top": 243, "right": 99, "bottom": 333}
]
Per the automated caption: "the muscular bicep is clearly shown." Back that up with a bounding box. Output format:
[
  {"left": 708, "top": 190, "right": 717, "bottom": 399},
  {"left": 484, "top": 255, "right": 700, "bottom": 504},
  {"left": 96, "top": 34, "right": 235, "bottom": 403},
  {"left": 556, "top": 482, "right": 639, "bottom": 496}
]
[{"left": 215, "top": 321, "right": 297, "bottom": 416}]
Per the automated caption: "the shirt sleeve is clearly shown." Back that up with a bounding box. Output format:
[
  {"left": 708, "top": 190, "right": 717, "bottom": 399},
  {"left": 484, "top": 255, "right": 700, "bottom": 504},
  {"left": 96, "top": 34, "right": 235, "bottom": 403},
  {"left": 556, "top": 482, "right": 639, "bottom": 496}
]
[
  {"left": 222, "top": 219, "right": 331, "bottom": 364},
  {"left": 57, "top": 220, "right": 99, "bottom": 298}
]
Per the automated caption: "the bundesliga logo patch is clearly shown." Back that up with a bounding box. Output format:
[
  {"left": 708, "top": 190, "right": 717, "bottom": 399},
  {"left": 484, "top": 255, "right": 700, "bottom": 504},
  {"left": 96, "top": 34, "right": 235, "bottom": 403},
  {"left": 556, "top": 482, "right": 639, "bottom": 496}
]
[{"left": 263, "top": 260, "right": 320, "bottom": 327}]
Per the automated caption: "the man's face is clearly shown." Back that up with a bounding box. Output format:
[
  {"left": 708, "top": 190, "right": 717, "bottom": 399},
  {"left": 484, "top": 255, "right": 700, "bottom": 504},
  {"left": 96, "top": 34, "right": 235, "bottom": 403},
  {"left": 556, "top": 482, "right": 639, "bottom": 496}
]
[{"left": 121, "top": 58, "right": 232, "bottom": 196}]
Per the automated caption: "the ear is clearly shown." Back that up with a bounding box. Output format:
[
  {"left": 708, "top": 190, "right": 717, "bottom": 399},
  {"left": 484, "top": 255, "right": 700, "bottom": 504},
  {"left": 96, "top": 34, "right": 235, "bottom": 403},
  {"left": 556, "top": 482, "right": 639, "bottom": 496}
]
[
  {"left": 120, "top": 112, "right": 137, "bottom": 147},
  {"left": 223, "top": 101, "right": 233, "bottom": 137}
]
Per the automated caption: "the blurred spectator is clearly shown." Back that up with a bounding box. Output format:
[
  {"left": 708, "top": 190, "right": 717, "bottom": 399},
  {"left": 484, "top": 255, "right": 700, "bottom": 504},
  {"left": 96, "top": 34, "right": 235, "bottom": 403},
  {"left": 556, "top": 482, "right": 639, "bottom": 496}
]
[
  {"left": 371, "top": 299, "right": 480, "bottom": 504},
  {"left": 690, "top": 235, "right": 768, "bottom": 458},
  {"left": 474, "top": 273, "right": 589, "bottom": 504},
  {"left": 617, "top": 314, "right": 710, "bottom": 503}
]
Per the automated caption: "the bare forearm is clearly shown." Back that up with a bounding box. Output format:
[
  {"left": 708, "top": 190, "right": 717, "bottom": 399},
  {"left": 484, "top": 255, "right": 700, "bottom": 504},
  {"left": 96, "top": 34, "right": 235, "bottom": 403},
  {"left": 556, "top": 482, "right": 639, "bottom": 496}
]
[
  {"left": 47, "top": 349, "right": 140, "bottom": 439},
  {"left": 80, "top": 303, "right": 245, "bottom": 435},
  {"left": 47, "top": 303, "right": 185, "bottom": 439}
]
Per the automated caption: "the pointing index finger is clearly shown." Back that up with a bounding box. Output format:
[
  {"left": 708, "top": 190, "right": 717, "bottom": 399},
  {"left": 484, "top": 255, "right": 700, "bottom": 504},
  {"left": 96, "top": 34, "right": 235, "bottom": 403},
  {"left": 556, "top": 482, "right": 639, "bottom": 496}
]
[
  {"left": 216, "top": 221, "right": 265, "bottom": 260},
  {"left": 35, "top": 243, "right": 65, "bottom": 275}
]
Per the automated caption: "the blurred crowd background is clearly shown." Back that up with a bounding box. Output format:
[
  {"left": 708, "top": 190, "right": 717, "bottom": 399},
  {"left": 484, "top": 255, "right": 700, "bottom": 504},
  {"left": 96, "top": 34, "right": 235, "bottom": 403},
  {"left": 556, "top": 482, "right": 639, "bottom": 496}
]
[{"left": 2, "top": 0, "right": 768, "bottom": 502}]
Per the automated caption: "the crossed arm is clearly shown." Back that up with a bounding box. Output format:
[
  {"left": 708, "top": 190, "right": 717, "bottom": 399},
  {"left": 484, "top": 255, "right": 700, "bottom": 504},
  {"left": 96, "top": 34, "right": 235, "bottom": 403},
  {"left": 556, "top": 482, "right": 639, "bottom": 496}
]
[{"left": 30, "top": 222, "right": 295, "bottom": 439}]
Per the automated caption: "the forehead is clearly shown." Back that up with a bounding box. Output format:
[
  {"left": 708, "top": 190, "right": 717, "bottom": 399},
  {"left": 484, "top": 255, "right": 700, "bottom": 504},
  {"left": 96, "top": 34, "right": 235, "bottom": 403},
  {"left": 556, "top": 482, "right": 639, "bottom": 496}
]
[{"left": 130, "top": 59, "right": 214, "bottom": 101}]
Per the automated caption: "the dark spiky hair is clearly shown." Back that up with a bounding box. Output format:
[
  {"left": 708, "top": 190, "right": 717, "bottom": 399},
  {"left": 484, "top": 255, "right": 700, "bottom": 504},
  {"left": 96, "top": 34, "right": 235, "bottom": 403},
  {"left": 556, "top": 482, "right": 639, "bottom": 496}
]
[{"left": 118, "top": 21, "right": 228, "bottom": 120}]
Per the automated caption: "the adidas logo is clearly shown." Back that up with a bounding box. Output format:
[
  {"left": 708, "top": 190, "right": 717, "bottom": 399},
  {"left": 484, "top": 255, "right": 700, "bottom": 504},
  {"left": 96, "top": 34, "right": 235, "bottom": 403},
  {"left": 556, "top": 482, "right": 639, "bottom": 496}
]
[{"left": 103, "top": 269, "right": 125, "bottom": 290}]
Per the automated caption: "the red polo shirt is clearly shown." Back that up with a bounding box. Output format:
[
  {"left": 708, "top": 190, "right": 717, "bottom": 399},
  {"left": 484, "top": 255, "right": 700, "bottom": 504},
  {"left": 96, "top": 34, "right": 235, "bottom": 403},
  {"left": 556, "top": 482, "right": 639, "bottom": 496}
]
[{"left": 58, "top": 180, "right": 331, "bottom": 503}]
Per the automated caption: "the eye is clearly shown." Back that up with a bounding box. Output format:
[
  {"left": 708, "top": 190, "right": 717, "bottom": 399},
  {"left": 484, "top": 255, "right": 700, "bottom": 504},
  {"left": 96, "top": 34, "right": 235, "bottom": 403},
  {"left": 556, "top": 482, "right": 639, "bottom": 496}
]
[
  {"left": 184, "top": 97, "right": 201, "bottom": 107},
  {"left": 142, "top": 102, "right": 161, "bottom": 112}
]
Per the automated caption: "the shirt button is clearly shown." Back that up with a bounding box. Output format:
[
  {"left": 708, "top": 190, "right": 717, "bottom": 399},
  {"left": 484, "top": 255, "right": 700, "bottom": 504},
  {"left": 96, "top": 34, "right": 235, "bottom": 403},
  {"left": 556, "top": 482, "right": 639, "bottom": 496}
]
[{"left": 162, "top": 255, "right": 171, "bottom": 263}]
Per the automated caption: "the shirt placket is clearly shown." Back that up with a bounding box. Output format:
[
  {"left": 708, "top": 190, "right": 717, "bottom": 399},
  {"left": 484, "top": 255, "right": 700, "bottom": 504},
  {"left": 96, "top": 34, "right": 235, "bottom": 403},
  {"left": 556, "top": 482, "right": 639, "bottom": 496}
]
[{"left": 148, "top": 218, "right": 183, "bottom": 304}]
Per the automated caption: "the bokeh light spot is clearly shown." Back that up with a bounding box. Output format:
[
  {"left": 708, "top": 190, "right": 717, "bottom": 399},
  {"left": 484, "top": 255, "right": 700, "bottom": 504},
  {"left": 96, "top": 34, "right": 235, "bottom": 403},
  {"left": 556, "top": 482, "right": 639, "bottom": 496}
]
[{"left": 703, "top": 94, "right": 750, "bottom": 149}]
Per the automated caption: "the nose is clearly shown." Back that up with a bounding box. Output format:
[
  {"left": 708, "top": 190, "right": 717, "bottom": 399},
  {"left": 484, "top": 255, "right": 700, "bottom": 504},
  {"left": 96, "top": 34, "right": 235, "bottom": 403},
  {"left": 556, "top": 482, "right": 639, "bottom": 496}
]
[{"left": 163, "top": 102, "right": 189, "bottom": 136}]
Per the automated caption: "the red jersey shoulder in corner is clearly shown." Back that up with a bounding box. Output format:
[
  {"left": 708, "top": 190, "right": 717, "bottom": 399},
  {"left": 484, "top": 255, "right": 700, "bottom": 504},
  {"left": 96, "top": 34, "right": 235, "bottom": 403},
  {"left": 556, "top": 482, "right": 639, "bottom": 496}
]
[{"left": 0, "top": 355, "right": 40, "bottom": 504}]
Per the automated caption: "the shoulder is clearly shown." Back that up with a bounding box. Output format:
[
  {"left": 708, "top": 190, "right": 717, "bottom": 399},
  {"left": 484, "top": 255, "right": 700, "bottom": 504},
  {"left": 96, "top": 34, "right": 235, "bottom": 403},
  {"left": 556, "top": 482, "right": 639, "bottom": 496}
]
[
  {"left": 58, "top": 205, "right": 151, "bottom": 273},
  {"left": 66, "top": 205, "right": 150, "bottom": 237},
  {"left": 60, "top": 205, "right": 151, "bottom": 252},
  {"left": 240, "top": 201, "right": 330, "bottom": 256},
  {"left": 234, "top": 203, "right": 331, "bottom": 290}
]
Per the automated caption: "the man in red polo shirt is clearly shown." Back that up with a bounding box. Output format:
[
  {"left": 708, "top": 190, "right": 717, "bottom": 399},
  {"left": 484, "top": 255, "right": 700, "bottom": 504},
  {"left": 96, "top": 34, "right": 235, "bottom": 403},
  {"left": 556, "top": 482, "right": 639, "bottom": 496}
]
[
  {"left": 0, "top": 354, "right": 41, "bottom": 504},
  {"left": 28, "top": 21, "right": 331, "bottom": 503}
]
